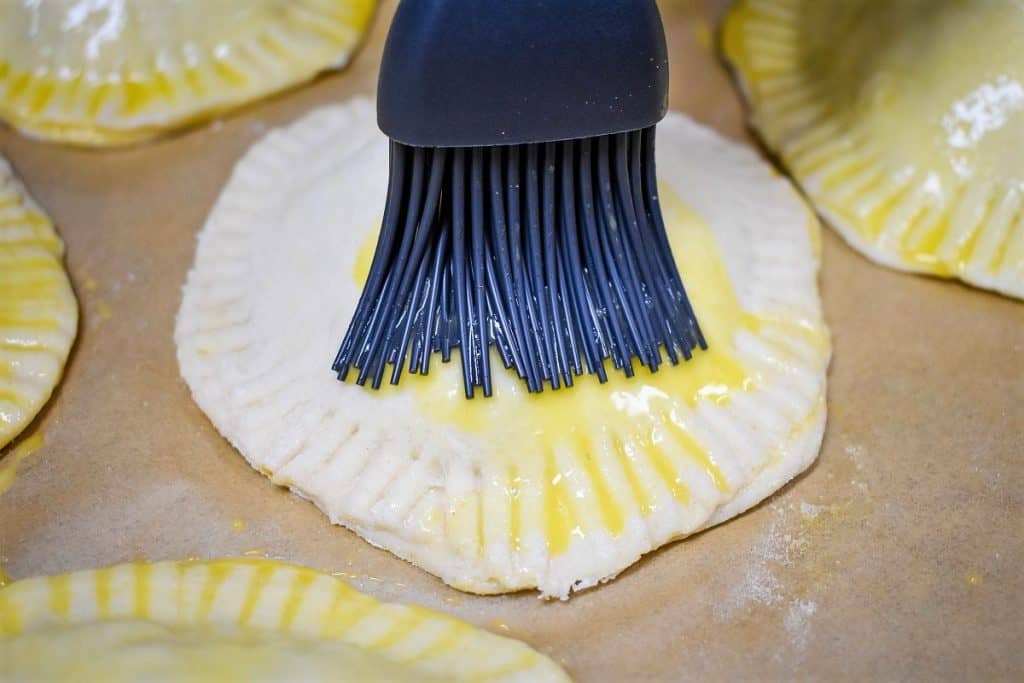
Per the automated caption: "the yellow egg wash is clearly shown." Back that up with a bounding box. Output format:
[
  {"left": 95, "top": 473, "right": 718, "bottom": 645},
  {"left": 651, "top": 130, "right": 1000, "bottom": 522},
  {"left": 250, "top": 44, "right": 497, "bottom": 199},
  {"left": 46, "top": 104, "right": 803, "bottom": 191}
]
[
  {"left": 0, "top": 167, "right": 77, "bottom": 448},
  {"left": 692, "top": 19, "right": 713, "bottom": 52},
  {"left": 725, "top": 0, "right": 1024, "bottom": 289},
  {"left": 0, "top": 208, "right": 64, "bottom": 331},
  {"left": 0, "top": 0, "right": 377, "bottom": 146},
  {"left": 1, "top": 623, "right": 441, "bottom": 683},
  {"left": 353, "top": 184, "right": 824, "bottom": 557},
  {"left": 0, "top": 559, "right": 563, "bottom": 682},
  {"left": 0, "top": 433, "right": 44, "bottom": 497}
]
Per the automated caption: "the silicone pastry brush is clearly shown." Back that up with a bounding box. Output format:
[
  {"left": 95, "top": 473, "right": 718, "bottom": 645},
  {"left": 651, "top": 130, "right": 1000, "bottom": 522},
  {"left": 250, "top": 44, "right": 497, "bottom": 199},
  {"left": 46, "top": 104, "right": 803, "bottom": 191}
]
[{"left": 333, "top": 0, "right": 705, "bottom": 398}]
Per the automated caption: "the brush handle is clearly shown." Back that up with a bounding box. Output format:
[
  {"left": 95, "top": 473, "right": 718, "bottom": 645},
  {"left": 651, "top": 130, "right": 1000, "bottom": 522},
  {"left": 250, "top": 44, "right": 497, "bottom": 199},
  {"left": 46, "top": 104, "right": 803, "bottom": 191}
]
[{"left": 377, "top": 0, "right": 669, "bottom": 147}]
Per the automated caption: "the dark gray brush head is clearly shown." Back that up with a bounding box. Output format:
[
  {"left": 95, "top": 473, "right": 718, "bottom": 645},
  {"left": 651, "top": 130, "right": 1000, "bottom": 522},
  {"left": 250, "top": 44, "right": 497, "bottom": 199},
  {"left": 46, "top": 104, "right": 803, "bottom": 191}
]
[
  {"left": 377, "top": 0, "right": 670, "bottom": 147},
  {"left": 335, "top": 0, "right": 705, "bottom": 398}
]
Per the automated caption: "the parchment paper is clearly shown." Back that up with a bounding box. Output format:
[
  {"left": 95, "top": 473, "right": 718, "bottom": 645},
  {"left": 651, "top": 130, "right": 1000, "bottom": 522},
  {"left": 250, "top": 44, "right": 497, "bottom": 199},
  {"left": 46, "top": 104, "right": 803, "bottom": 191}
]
[{"left": 1, "top": 2, "right": 1021, "bottom": 680}]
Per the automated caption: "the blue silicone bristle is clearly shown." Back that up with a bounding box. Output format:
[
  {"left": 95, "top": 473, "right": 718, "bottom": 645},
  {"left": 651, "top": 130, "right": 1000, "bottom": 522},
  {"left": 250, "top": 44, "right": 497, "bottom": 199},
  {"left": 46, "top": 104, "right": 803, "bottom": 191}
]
[
  {"left": 332, "top": 128, "right": 707, "bottom": 398},
  {"left": 333, "top": 0, "right": 706, "bottom": 398}
]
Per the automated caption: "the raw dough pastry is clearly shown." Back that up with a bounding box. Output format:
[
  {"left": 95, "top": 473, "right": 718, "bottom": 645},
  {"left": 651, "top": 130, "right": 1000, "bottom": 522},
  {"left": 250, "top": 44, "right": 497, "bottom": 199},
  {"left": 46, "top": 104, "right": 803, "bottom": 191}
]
[
  {"left": 0, "top": 0, "right": 376, "bottom": 146},
  {"left": 0, "top": 157, "right": 77, "bottom": 449},
  {"left": 0, "top": 559, "right": 570, "bottom": 682},
  {"left": 725, "top": 0, "right": 1024, "bottom": 299},
  {"left": 176, "top": 98, "right": 829, "bottom": 598}
]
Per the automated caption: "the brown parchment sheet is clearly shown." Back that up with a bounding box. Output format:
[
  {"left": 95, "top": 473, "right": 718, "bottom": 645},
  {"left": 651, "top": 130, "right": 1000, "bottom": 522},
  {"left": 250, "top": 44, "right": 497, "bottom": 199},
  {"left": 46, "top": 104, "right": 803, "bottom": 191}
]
[{"left": 1, "top": 1, "right": 1022, "bottom": 680}]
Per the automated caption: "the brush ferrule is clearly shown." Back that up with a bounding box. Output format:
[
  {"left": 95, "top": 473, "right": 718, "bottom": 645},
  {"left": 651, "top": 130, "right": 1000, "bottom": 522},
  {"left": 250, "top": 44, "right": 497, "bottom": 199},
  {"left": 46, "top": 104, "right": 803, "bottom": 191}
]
[{"left": 377, "top": 0, "right": 669, "bottom": 147}]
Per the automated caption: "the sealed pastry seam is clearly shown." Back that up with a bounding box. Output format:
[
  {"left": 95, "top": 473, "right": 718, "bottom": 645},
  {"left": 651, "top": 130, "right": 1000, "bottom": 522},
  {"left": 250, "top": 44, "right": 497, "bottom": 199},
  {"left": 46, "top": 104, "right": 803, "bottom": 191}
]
[
  {"left": 724, "top": 0, "right": 1024, "bottom": 299},
  {"left": 176, "top": 98, "right": 829, "bottom": 598},
  {"left": 0, "top": 0, "right": 376, "bottom": 146},
  {"left": 0, "top": 157, "right": 78, "bottom": 449},
  {"left": 0, "top": 559, "right": 571, "bottom": 682}
]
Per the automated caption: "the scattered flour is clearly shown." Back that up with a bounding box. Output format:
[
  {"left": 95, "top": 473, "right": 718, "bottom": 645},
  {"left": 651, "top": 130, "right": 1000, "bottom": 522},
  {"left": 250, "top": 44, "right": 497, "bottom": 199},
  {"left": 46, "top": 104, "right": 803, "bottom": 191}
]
[
  {"left": 844, "top": 443, "right": 865, "bottom": 471},
  {"left": 799, "top": 502, "right": 822, "bottom": 519},
  {"left": 712, "top": 445, "right": 878, "bottom": 657},
  {"left": 715, "top": 503, "right": 795, "bottom": 618},
  {"left": 715, "top": 500, "right": 829, "bottom": 654},
  {"left": 785, "top": 598, "right": 819, "bottom": 650},
  {"left": 842, "top": 443, "right": 874, "bottom": 500}
]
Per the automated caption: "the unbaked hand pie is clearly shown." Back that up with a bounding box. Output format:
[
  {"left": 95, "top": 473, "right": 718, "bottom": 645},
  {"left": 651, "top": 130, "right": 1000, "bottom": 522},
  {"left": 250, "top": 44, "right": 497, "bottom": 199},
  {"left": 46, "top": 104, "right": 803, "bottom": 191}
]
[
  {"left": 725, "top": 0, "right": 1024, "bottom": 299},
  {"left": 0, "top": 0, "right": 376, "bottom": 146},
  {"left": 176, "top": 98, "right": 829, "bottom": 598},
  {"left": 0, "top": 157, "right": 77, "bottom": 449},
  {"left": 0, "top": 559, "right": 570, "bottom": 682}
]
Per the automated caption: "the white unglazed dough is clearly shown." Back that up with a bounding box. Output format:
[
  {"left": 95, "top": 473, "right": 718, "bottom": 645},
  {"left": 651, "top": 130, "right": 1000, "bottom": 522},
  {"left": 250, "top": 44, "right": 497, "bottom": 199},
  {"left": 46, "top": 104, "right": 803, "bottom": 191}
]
[{"left": 176, "top": 98, "right": 830, "bottom": 598}]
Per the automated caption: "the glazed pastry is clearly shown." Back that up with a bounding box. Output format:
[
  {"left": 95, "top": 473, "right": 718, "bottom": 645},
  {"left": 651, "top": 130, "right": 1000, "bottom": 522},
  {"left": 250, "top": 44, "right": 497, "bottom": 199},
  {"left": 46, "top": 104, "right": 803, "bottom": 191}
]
[
  {"left": 0, "top": 157, "right": 77, "bottom": 449},
  {"left": 0, "top": 559, "right": 570, "bottom": 682},
  {"left": 0, "top": 0, "right": 376, "bottom": 146},
  {"left": 175, "top": 98, "right": 829, "bottom": 598},
  {"left": 725, "top": 0, "right": 1024, "bottom": 299}
]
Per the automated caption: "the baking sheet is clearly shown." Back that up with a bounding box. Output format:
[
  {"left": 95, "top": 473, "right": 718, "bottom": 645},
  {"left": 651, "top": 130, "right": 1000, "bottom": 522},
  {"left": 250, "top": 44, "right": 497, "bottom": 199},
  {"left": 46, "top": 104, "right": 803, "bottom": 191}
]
[{"left": 1, "top": 1, "right": 1021, "bottom": 679}]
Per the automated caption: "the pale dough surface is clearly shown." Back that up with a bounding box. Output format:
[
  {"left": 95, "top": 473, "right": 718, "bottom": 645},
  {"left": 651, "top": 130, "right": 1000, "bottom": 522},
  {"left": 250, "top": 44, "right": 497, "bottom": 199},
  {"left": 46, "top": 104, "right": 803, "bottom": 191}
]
[{"left": 176, "top": 98, "right": 829, "bottom": 598}]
